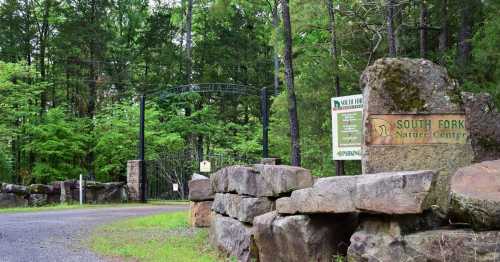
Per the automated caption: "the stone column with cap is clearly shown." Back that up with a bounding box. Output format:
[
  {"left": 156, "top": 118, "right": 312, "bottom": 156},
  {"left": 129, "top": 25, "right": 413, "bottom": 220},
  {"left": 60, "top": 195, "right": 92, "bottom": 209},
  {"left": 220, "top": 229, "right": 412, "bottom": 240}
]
[{"left": 127, "top": 160, "right": 143, "bottom": 201}]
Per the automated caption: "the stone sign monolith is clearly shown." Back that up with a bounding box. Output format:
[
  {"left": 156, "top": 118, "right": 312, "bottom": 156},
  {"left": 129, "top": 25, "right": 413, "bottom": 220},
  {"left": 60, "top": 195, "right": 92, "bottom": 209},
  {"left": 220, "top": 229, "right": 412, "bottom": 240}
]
[{"left": 361, "top": 58, "right": 474, "bottom": 174}]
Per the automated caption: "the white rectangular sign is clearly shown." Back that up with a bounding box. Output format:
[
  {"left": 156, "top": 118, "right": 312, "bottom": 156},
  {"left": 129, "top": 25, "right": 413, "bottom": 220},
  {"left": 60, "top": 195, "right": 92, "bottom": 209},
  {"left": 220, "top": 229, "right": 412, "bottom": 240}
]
[
  {"left": 200, "top": 160, "right": 211, "bottom": 173},
  {"left": 331, "top": 94, "right": 363, "bottom": 160}
]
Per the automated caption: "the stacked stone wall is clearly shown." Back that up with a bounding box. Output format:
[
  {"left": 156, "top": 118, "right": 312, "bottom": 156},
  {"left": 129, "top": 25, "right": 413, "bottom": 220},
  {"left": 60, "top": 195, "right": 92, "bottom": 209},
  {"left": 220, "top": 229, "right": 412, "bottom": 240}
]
[
  {"left": 188, "top": 174, "right": 214, "bottom": 227},
  {"left": 0, "top": 180, "right": 128, "bottom": 208},
  {"left": 203, "top": 58, "right": 500, "bottom": 262},
  {"left": 204, "top": 164, "right": 362, "bottom": 262}
]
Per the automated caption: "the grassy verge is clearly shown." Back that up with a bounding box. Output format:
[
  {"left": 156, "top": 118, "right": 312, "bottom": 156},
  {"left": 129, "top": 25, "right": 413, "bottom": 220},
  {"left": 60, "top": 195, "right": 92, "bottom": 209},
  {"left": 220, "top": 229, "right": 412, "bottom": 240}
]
[
  {"left": 0, "top": 200, "right": 189, "bottom": 214},
  {"left": 0, "top": 203, "right": 135, "bottom": 214},
  {"left": 90, "top": 211, "right": 221, "bottom": 262}
]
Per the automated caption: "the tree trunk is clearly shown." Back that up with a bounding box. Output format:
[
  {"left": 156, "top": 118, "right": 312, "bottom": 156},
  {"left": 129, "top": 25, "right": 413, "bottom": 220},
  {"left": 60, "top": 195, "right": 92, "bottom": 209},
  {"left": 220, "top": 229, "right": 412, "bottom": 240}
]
[
  {"left": 419, "top": 0, "right": 428, "bottom": 58},
  {"left": 280, "top": 0, "right": 301, "bottom": 166},
  {"left": 438, "top": 0, "right": 449, "bottom": 64},
  {"left": 326, "top": 0, "right": 344, "bottom": 175},
  {"left": 23, "top": 0, "right": 32, "bottom": 65},
  {"left": 86, "top": 0, "right": 99, "bottom": 180},
  {"left": 39, "top": 0, "right": 51, "bottom": 115},
  {"left": 186, "top": 0, "right": 193, "bottom": 83},
  {"left": 272, "top": 0, "right": 280, "bottom": 95},
  {"left": 457, "top": 0, "right": 473, "bottom": 71},
  {"left": 386, "top": 0, "right": 397, "bottom": 57}
]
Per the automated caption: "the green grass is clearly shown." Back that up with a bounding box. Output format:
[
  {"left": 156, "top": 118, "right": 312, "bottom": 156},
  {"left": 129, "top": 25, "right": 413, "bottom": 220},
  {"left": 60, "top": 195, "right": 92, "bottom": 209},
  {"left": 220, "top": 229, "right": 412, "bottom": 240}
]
[
  {"left": 0, "top": 200, "right": 189, "bottom": 214},
  {"left": 0, "top": 203, "right": 137, "bottom": 214},
  {"left": 90, "top": 211, "right": 221, "bottom": 262}
]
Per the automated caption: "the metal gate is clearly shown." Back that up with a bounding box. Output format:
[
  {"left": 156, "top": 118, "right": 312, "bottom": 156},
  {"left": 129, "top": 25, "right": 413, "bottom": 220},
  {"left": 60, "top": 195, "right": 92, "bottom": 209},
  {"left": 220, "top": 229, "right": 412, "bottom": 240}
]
[{"left": 146, "top": 150, "right": 258, "bottom": 200}]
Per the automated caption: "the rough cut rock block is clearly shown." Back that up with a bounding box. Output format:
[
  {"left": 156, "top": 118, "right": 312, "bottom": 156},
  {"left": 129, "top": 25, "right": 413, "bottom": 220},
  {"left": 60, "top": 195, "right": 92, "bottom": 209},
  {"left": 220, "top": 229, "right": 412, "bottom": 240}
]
[
  {"left": 0, "top": 193, "right": 27, "bottom": 208},
  {"left": 212, "top": 193, "right": 274, "bottom": 223},
  {"left": 361, "top": 58, "right": 474, "bottom": 174},
  {"left": 277, "top": 170, "right": 435, "bottom": 215},
  {"left": 29, "top": 194, "right": 48, "bottom": 206},
  {"left": 29, "top": 184, "right": 51, "bottom": 194},
  {"left": 190, "top": 201, "right": 213, "bottom": 227},
  {"left": 348, "top": 225, "right": 500, "bottom": 262},
  {"left": 2, "top": 184, "right": 28, "bottom": 195},
  {"left": 211, "top": 165, "right": 314, "bottom": 197},
  {"left": 188, "top": 174, "right": 214, "bottom": 201},
  {"left": 355, "top": 171, "right": 435, "bottom": 214},
  {"left": 254, "top": 211, "right": 357, "bottom": 262},
  {"left": 450, "top": 159, "right": 500, "bottom": 230},
  {"left": 210, "top": 213, "right": 256, "bottom": 262},
  {"left": 92, "top": 182, "right": 127, "bottom": 203},
  {"left": 252, "top": 164, "right": 314, "bottom": 196},
  {"left": 462, "top": 92, "right": 500, "bottom": 162},
  {"left": 277, "top": 176, "right": 357, "bottom": 214}
]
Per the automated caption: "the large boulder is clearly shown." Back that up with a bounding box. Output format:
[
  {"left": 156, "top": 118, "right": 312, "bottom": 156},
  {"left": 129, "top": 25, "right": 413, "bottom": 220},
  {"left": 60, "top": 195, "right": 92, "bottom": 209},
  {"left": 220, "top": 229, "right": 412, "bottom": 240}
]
[
  {"left": 355, "top": 171, "right": 435, "bottom": 214},
  {"left": 348, "top": 223, "right": 500, "bottom": 262},
  {"left": 210, "top": 213, "right": 256, "bottom": 262},
  {"left": 29, "top": 194, "right": 48, "bottom": 207},
  {"left": 0, "top": 193, "right": 27, "bottom": 208},
  {"left": 361, "top": 58, "right": 474, "bottom": 174},
  {"left": 188, "top": 174, "right": 214, "bottom": 201},
  {"left": 277, "top": 176, "right": 357, "bottom": 214},
  {"left": 29, "top": 184, "right": 51, "bottom": 194},
  {"left": 212, "top": 193, "right": 274, "bottom": 223},
  {"left": 254, "top": 211, "right": 357, "bottom": 262},
  {"left": 2, "top": 184, "right": 28, "bottom": 195},
  {"left": 190, "top": 201, "right": 213, "bottom": 227},
  {"left": 462, "top": 92, "right": 500, "bottom": 162},
  {"left": 80, "top": 182, "right": 127, "bottom": 204},
  {"left": 450, "top": 160, "right": 500, "bottom": 230},
  {"left": 96, "top": 182, "right": 127, "bottom": 203},
  {"left": 210, "top": 165, "right": 314, "bottom": 197},
  {"left": 277, "top": 170, "right": 435, "bottom": 215}
]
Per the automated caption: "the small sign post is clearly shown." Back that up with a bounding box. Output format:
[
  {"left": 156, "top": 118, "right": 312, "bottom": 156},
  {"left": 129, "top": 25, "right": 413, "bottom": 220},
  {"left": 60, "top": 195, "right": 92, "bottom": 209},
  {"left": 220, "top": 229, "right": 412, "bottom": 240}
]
[
  {"left": 79, "top": 174, "right": 83, "bottom": 206},
  {"left": 173, "top": 183, "right": 179, "bottom": 192},
  {"left": 200, "top": 160, "right": 211, "bottom": 173},
  {"left": 331, "top": 94, "right": 363, "bottom": 161}
]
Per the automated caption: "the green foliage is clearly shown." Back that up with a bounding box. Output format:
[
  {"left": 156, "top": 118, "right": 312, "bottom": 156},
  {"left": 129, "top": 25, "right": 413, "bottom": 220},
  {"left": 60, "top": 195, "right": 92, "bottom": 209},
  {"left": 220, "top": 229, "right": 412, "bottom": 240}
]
[
  {"left": 0, "top": 0, "right": 499, "bottom": 183},
  {"left": 0, "top": 149, "right": 12, "bottom": 182},
  {"left": 23, "top": 108, "right": 90, "bottom": 183},
  {"left": 0, "top": 61, "right": 41, "bottom": 182},
  {"left": 94, "top": 102, "right": 185, "bottom": 182},
  {"left": 466, "top": 1, "right": 500, "bottom": 106}
]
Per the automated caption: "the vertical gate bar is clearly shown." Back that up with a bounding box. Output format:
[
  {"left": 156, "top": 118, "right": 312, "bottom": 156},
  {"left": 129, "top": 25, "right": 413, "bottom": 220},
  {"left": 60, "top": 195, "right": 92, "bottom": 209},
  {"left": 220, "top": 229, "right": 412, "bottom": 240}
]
[
  {"left": 260, "top": 87, "right": 269, "bottom": 158},
  {"left": 139, "top": 94, "right": 146, "bottom": 202}
]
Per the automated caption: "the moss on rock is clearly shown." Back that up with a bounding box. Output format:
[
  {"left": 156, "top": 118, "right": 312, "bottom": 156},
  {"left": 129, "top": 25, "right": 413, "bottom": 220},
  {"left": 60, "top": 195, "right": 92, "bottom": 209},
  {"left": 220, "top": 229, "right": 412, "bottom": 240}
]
[{"left": 377, "top": 60, "right": 426, "bottom": 112}]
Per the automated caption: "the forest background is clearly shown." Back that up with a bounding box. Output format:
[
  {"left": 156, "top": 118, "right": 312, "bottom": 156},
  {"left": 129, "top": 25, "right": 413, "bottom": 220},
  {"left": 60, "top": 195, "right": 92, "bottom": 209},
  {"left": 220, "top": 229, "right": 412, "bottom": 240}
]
[{"left": 0, "top": 0, "right": 498, "bottom": 184}]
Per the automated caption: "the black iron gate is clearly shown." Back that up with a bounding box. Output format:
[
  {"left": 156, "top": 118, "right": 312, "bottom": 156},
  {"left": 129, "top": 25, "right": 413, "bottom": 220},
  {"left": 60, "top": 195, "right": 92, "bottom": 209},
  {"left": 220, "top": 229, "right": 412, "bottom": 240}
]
[
  {"left": 138, "top": 83, "right": 270, "bottom": 202},
  {"left": 146, "top": 150, "right": 258, "bottom": 200}
]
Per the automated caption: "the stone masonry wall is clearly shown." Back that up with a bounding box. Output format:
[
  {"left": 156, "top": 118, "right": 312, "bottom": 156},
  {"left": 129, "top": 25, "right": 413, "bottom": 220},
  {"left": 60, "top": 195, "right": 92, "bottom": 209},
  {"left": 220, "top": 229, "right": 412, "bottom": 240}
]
[
  {"left": 206, "top": 160, "right": 500, "bottom": 262},
  {"left": 203, "top": 58, "right": 500, "bottom": 262},
  {"left": 0, "top": 180, "right": 128, "bottom": 208}
]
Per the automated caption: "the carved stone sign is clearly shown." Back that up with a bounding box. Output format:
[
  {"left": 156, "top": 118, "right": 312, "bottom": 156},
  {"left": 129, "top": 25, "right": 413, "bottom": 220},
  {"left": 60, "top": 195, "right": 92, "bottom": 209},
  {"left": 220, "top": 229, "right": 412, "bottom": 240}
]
[{"left": 368, "top": 114, "right": 468, "bottom": 145}]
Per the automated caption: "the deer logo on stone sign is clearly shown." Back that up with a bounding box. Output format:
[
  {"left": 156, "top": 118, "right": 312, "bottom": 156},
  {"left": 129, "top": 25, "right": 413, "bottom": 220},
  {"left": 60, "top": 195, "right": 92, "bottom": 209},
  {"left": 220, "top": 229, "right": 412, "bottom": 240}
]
[{"left": 371, "top": 118, "right": 391, "bottom": 137}]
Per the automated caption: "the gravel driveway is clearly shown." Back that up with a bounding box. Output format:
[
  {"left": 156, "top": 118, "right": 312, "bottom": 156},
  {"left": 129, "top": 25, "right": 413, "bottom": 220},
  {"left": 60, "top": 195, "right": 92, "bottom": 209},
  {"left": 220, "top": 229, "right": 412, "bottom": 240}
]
[{"left": 0, "top": 205, "right": 188, "bottom": 262}]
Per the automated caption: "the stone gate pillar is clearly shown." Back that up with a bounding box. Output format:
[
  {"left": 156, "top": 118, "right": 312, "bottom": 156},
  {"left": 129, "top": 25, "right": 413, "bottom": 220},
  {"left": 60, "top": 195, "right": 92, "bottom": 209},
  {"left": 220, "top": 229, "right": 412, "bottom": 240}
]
[{"left": 127, "top": 160, "right": 143, "bottom": 201}]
